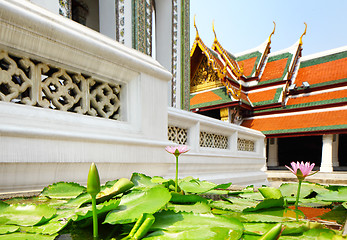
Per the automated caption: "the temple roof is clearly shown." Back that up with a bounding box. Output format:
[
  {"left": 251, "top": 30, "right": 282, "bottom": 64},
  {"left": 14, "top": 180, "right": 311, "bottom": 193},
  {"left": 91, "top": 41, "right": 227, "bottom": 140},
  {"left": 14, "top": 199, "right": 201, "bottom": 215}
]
[
  {"left": 242, "top": 106, "right": 347, "bottom": 137},
  {"left": 190, "top": 22, "right": 346, "bottom": 137}
]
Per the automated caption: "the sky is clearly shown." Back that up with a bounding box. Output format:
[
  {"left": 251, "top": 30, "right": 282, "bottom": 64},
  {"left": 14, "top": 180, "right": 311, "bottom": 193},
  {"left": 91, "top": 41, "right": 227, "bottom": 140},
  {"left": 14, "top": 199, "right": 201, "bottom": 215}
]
[{"left": 190, "top": 0, "right": 347, "bottom": 56}]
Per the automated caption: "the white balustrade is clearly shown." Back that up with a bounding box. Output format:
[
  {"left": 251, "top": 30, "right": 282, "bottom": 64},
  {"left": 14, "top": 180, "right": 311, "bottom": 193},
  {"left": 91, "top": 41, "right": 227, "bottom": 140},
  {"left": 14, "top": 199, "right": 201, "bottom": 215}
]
[{"left": 0, "top": 0, "right": 267, "bottom": 194}]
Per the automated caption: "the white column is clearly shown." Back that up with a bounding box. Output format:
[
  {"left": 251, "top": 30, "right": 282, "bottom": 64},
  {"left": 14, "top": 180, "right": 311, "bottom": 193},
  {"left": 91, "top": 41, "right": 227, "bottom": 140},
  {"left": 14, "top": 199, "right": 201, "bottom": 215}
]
[
  {"left": 267, "top": 138, "right": 278, "bottom": 167},
  {"left": 99, "top": 0, "right": 116, "bottom": 39},
  {"left": 320, "top": 134, "right": 334, "bottom": 172}
]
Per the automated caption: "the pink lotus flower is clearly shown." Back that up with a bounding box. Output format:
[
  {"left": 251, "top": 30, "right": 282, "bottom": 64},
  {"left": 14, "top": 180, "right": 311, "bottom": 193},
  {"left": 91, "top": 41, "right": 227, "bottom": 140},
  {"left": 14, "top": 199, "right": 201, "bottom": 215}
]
[
  {"left": 285, "top": 161, "right": 317, "bottom": 181},
  {"left": 165, "top": 145, "right": 189, "bottom": 157},
  {"left": 166, "top": 145, "right": 189, "bottom": 193}
]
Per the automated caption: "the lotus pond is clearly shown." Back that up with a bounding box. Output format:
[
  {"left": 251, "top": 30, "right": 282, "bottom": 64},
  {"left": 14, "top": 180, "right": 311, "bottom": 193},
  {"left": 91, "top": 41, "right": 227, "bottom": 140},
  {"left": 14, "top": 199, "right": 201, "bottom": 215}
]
[{"left": 0, "top": 173, "right": 346, "bottom": 240}]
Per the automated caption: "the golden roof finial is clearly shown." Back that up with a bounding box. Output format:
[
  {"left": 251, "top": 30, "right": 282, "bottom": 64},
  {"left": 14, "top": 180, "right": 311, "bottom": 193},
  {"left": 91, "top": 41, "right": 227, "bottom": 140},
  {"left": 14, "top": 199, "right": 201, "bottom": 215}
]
[
  {"left": 268, "top": 21, "right": 276, "bottom": 43},
  {"left": 194, "top": 15, "right": 200, "bottom": 40},
  {"left": 212, "top": 20, "right": 218, "bottom": 43},
  {"left": 299, "top": 22, "right": 307, "bottom": 45}
]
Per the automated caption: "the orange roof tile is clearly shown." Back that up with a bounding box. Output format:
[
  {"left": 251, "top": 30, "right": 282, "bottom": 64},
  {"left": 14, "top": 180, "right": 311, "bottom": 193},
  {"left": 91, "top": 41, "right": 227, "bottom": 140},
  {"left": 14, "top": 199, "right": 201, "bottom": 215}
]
[
  {"left": 295, "top": 57, "right": 347, "bottom": 86},
  {"left": 190, "top": 91, "right": 222, "bottom": 106},
  {"left": 287, "top": 89, "right": 347, "bottom": 106},
  {"left": 248, "top": 88, "right": 278, "bottom": 103},
  {"left": 242, "top": 109, "right": 347, "bottom": 133},
  {"left": 239, "top": 56, "right": 257, "bottom": 77},
  {"left": 260, "top": 58, "right": 288, "bottom": 82}
]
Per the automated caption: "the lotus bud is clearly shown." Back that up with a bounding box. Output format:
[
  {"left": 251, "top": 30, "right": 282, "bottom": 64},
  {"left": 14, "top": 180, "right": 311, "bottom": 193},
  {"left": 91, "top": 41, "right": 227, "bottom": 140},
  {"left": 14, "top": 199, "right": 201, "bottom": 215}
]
[{"left": 87, "top": 162, "right": 100, "bottom": 197}]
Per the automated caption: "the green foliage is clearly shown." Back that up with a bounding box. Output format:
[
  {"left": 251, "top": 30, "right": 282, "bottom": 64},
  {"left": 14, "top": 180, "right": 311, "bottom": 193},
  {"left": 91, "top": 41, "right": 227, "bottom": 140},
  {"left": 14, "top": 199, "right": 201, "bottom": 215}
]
[
  {"left": 104, "top": 186, "right": 171, "bottom": 225},
  {"left": 0, "top": 232, "right": 58, "bottom": 240},
  {"left": 0, "top": 204, "right": 56, "bottom": 226},
  {"left": 40, "top": 182, "right": 86, "bottom": 199},
  {"left": 147, "top": 211, "right": 244, "bottom": 240},
  {"left": 1, "top": 174, "right": 346, "bottom": 239}
]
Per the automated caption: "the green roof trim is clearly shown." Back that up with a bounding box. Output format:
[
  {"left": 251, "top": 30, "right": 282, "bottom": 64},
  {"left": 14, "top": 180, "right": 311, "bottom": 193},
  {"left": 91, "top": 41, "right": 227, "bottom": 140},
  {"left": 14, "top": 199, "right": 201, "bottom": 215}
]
[
  {"left": 286, "top": 97, "right": 347, "bottom": 109},
  {"left": 190, "top": 87, "right": 231, "bottom": 109},
  {"left": 254, "top": 107, "right": 283, "bottom": 114},
  {"left": 258, "top": 52, "right": 293, "bottom": 84},
  {"left": 236, "top": 51, "right": 262, "bottom": 77},
  {"left": 252, "top": 88, "right": 283, "bottom": 106},
  {"left": 267, "top": 52, "right": 293, "bottom": 63},
  {"left": 299, "top": 50, "right": 347, "bottom": 68},
  {"left": 306, "top": 78, "right": 347, "bottom": 89},
  {"left": 262, "top": 124, "right": 347, "bottom": 135}
]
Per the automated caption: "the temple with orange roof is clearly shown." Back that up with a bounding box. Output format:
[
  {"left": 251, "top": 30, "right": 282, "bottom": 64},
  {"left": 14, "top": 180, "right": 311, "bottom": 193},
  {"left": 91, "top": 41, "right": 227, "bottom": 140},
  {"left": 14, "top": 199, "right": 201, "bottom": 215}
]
[{"left": 190, "top": 20, "right": 347, "bottom": 172}]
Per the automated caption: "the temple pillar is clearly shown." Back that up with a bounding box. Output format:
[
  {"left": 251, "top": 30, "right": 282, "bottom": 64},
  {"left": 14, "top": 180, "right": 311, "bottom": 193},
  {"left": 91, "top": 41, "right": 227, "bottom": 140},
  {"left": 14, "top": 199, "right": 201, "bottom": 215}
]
[
  {"left": 332, "top": 134, "right": 339, "bottom": 167},
  {"left": 320, "top": 134, "right": 334, "bottom": 172},
  {"left": 267, "top": 138, "right": 278, "bottom": 167}
]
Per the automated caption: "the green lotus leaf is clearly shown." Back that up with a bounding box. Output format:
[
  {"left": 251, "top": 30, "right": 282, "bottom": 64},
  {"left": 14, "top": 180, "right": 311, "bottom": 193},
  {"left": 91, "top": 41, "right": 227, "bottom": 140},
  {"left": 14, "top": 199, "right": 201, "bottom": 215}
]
[
  {"left": 72, "top": 198, "right": 120, "bottom": 222},
  {"left": 241, "top": 208, "right": 293, "bottom": 223},
  {"left": 318, "top": 205, "right": 347, "bottom": 225},
  {"left": 145, "top": 211, "right": 244, "bottom": 240},
  {"left": 5, "top": 196, "right": 69, "bottom": 208},
  {"left": 0, "top": 225, "right": 19, "bottom": 235},
  {"left": 0, "top": 204, "right": 56, "bottom": 226},
  {"left": 258, "top": 187, "right": 283, "bottom": 199},
  {"left": 170, "top": 192, "right": 207, "bottom": 203},
  {"left": 40, "top": 182, "right": 86, "bottom": 199},
  {"left": 279, "top": 182, "right": 329, "bottom": 199},
  {"left": 179, "top": 177, "right": 231, "bottom": 194},
  {"left": 20, "top": 218, "right": 70, "bottom": 235},
  {"left": 210, "top": 198, "right": 258, "bottom": 212},
  {"left": 104, "top": 185, "right": 171, "bottom": 225},
  {"left": 279, "top": 228, "right": 343, "bottom": 240},
  {"left": 166, "top": 202, "right": 211, "bottom": 214},
  {"left": 316, "top": 186, "right": 347, "bottom": 202},
  {"left": 297, "top": 198, "right": 332, "bottom": 208},
  {"left": 239, "top": 192, "right": 264, "bottom": 200},
  {"left": 0, "top": 232, "right": 58, "bottom": 240},
  {"left": 131, "top": 173, "right": 159, "bottom": 189},
  {"left": 203, "top": 189, "right": 230, "bottom": 195},
  {"left": 244, "top": 221, "right": 310, "bottom": 236},
  {"left": 96, "top": 178, "right": 134, "bottom": 203},
  {"left": 64, "top": 192, "right": 91, "bottom": 208},
  {"left": 243, "top": 198, "right": 284, "bottom": 212}
]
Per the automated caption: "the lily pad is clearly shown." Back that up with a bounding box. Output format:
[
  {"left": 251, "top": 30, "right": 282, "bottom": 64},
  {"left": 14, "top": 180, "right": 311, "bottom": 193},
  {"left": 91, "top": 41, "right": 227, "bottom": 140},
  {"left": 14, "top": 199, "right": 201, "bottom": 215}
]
[
  {"left": 104, "top": 185, "right": 171, "bottom": 224},
  {"left": 166, "top": 202, "right": 211, "bottom": 214},
  {"left": 0, "top": 232, "right": 58, "bottom": 240},
  {"left": 316, "top": 186, "right": 347, "bottom": 202},
  {"left": 131, "top": 173, "right": 159, "bottom": 189},
  {"left": 96, "top": 178, "right": 134, "bottom": 203},
  {"left": 0, "top": 204, "right": 56, "bottom": 226},
  {"left": 146, "top": 211, "right": 244, "bottom": 240},
  {"left": 0, "top": 225, "right": 19, "bottom": 235},
  {"left": 40, "top": 182, "right": 86, "bottom": 199},
  {"left": 279, "top": 182, "right": 329, "bottom": 199},
  {"left": 179, "top": 177, "right": 231, "bottom": 194},
  {"left": 72, "top": 198, "right": 120, "bottom": 222}
]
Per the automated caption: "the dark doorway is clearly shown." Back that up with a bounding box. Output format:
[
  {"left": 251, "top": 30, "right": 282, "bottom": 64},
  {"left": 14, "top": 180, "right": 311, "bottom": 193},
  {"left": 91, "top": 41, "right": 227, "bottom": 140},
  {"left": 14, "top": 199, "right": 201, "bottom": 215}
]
[
  {"left": 198, "top": 109, "right": 220, "bottom": 120},
  {"left": 338, "top": 134, "right": 347, "bottom": 166},
  {"left": 277, "top": 136, "right": 322, "bottom": 167}
]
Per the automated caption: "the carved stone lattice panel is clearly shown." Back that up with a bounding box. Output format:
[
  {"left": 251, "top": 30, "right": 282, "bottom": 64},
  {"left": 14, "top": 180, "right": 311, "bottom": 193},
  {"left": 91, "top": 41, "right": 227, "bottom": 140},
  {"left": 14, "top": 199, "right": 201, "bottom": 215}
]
[
  {"left": 191, "top": 57, "right": 221, "bottom": 93},
  {"left": 168, "top": 126, "right": 188, "bottom": 145},
  {"left": 200, "top": 131, "right": 228, "bottom": 149},
  {"left": 0, "top": 50, "right": 121, "bottom": 120},
  {"left": 237, "top": 138, "right": 255, "bottom": 152}
]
